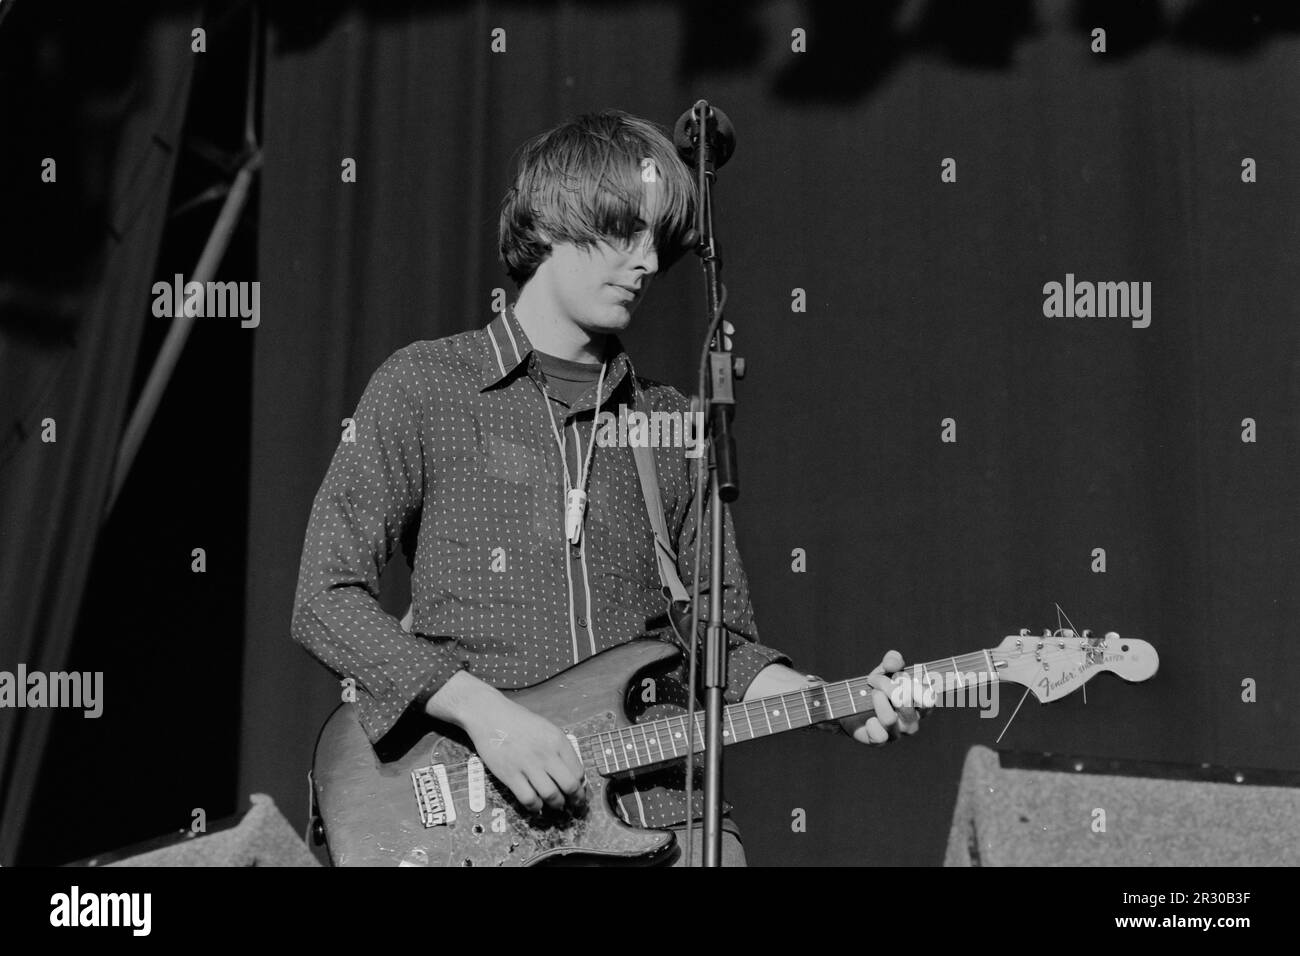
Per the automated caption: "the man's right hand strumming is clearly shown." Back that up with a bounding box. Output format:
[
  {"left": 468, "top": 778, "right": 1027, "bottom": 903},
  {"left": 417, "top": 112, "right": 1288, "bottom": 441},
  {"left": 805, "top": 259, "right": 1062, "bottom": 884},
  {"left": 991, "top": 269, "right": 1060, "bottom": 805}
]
[{"left": 425, "top": 670, "right": 588, "bottom": 816}]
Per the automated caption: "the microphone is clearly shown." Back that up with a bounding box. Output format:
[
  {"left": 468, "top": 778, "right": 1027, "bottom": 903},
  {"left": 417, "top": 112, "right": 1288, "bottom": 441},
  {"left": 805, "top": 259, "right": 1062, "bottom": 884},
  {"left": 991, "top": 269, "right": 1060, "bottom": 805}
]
[{"left": 673, "top": 101, "right": 736, "bottom": 172}]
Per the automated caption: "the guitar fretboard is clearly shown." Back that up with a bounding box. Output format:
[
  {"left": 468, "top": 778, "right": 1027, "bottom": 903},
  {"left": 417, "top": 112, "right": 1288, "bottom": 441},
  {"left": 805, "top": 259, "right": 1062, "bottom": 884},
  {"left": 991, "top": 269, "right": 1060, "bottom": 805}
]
[{"left": 585, "top": 651, "right": 1000, "bottom": 775}]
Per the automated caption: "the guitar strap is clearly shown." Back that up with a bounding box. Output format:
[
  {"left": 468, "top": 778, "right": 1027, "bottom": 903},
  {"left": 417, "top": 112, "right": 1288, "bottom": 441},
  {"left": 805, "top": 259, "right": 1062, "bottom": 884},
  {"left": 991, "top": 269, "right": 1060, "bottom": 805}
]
[{"left": 628, "top": 378, "right": 691, "bottom": 605}]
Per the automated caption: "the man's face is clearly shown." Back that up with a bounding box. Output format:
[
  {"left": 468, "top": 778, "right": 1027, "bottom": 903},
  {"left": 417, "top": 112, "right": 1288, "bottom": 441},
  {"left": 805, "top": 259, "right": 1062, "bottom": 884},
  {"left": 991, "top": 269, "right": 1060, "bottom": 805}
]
[{"left": 540, "top": 227, "right": 659, "bottom": 336}]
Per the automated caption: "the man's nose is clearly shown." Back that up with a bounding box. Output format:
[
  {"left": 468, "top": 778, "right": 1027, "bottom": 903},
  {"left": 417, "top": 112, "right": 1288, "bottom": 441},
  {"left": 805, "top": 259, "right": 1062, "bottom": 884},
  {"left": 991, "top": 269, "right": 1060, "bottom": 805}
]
[{"left": 633, "top": 232, "right": 659, "bottom": 274}]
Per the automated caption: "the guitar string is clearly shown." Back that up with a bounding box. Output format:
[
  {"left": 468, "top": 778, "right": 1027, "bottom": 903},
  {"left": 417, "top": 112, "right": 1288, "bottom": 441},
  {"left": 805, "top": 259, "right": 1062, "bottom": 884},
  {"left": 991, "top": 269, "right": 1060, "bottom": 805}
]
[
  {"left": 430, "top": 649, "right": 1013, "bottom": 783},
  {"left": 418, "top": 644, "right": 1098, "bottom": 801},
  {"left": 423, "top": 644, "right": 1064, "bottom": 789},
  {"left": 423, "top": 660, "right": 1024, "bottom": 798},
  {"left": 428, "top": 654, "right": 1017, "bottom": 783},
  {"left": 427, "top": 677, "right": 911, "bottom": 786}
]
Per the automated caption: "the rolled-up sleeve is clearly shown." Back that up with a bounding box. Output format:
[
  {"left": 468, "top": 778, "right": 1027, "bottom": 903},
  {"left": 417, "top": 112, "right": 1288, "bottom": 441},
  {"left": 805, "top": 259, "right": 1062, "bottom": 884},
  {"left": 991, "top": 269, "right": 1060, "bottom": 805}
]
[{"left": 290, "top": 347, "right": 466, "bottom": 744}]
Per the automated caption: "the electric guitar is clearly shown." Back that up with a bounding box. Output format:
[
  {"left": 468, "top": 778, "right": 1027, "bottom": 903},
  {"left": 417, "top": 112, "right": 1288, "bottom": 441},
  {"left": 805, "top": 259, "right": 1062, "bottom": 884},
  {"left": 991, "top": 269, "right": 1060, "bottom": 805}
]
[{"left": 311, "top": 628, "right": 1158, "bottom": 866}]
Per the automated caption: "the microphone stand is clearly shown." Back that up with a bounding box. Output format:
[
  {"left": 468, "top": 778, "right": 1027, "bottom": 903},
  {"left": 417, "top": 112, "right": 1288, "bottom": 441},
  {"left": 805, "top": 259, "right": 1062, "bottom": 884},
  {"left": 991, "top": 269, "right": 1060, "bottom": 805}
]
[{"left": 677, "top": 100, "right": 741, "bottom": 867}]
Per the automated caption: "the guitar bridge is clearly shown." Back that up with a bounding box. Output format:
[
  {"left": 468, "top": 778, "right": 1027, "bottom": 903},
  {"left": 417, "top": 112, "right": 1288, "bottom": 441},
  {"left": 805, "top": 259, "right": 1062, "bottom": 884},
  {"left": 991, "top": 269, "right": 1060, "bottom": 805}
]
[{"left": 412, "top": 764, "right": 456, "bottom": 828}]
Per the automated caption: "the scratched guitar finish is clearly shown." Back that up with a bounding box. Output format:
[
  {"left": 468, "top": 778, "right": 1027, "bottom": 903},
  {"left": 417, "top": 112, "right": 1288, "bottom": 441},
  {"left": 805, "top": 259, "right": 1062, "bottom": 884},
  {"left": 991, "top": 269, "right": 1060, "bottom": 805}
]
[{"left": 311, "top": 630, "right": 1158, "bottom": 866}]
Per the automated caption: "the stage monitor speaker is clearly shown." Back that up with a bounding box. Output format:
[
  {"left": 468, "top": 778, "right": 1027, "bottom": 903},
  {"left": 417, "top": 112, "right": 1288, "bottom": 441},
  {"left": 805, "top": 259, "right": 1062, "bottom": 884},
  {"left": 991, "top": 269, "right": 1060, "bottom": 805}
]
[
  {"left": 67, "top": 793, "right": 321, "bottom": 867},
  {"left": 945, "top": 745, "right": 1300, "bottom": 866}
]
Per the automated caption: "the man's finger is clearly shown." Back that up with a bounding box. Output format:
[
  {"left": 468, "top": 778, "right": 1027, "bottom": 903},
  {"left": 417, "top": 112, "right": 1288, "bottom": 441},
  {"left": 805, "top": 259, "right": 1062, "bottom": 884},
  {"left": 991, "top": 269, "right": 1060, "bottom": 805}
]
[
  {"left": 507, "top": 773, "right": 543, "bottom": 814},
  {"left": 855, "top": 717, "right": 890, "bottom": 745},
  {"left": 897, "top": 706, "right": 922, "bottom": 734},
  {"left": 527, "top": 769, "right": 565, "bottom": 812},
  {"left": 867, "top": 674, "right": 899, "bottom": 729},
  {"left": 878, "top": 649, "right": 905, "bottom": 674},
  {"left": 548, "top": 757, "right": 587, "bottom": 807},
  {"left": 555, "top": 733, "right": 585, "bottom": 781},
  {"left": 871, "top": 689, "right": 899, "bottom": 734}
]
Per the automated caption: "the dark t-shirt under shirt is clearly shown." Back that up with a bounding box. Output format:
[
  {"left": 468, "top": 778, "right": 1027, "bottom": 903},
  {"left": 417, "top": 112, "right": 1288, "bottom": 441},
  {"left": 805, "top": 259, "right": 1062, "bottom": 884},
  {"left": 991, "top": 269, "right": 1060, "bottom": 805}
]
[{"left": 536, "top": 350, "right": 602, "bottom": 407}]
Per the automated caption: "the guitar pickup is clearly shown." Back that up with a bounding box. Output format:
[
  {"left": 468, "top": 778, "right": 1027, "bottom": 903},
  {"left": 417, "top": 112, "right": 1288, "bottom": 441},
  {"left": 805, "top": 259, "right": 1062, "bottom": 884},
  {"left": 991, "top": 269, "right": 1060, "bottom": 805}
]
[
  {"left": 412, "top": 764, "right": 456, "bottom": 828},
  {"left": 466, "top": 756, "right": 486, "bottom": 813}
]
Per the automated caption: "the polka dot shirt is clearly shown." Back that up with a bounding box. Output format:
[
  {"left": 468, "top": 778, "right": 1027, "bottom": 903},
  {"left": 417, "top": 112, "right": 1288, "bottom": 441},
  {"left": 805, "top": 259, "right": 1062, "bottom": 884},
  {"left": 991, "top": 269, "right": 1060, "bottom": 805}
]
[{"left": 291, "top": 305, "right": 791, "bottom": 827}]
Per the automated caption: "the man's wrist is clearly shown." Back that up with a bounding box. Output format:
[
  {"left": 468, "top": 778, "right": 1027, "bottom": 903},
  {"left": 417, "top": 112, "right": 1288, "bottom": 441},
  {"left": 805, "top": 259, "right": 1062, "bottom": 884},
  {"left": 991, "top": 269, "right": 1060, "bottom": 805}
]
[{"left": 424, "top": 669, "right": 498, "bottom": 730}]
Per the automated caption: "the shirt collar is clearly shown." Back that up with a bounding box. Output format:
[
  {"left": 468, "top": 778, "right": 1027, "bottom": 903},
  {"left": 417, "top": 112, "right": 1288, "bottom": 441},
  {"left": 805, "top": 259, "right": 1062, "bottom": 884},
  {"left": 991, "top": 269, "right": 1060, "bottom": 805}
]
[
  {"left": 478, "top": 304, "right": 638, "bottom": 411},
  {"left": 479, "top": 304, "right": 533, "bottom": 389}
]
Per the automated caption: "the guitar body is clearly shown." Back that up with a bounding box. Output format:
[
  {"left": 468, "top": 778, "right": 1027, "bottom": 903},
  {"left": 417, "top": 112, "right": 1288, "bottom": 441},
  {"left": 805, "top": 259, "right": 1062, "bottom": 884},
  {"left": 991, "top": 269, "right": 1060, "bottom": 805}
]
[{"left": 312, "top": 639, "right": 681, "bottom": 867}]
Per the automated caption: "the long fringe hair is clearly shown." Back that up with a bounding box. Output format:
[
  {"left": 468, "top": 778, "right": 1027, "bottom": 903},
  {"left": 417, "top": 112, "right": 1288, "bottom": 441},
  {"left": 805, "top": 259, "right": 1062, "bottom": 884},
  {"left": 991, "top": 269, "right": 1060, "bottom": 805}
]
[{"left": 498, "top": 110, "right": 697, "bottom": 288}]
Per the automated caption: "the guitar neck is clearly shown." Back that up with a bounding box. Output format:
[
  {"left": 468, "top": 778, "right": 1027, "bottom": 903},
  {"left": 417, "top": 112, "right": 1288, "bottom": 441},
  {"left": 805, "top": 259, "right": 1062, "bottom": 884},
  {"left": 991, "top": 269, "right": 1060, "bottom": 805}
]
[{"left": 587, "top": 650, "right": 1000, "bottom": 775}]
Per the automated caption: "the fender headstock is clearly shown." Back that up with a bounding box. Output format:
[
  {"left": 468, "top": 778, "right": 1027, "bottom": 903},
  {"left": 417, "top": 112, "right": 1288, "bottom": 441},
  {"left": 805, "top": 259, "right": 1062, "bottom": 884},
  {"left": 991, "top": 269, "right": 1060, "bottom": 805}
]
[{"left": 992, "top": 629, "right": 1159, "bottom": 703}]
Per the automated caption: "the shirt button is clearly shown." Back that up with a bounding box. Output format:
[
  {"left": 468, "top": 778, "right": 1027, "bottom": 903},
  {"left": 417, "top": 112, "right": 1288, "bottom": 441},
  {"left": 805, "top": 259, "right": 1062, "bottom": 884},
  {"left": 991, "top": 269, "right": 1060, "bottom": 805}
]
[{"left": 577, "top": 616, "right": 588, "bottom": 628}]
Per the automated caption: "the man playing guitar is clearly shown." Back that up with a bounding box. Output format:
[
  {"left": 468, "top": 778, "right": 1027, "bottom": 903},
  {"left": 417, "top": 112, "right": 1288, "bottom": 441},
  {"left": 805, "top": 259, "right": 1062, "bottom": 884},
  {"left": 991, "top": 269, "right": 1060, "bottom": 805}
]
[{"left": 291, "top": 109, "right": 920, "bottom": 866}]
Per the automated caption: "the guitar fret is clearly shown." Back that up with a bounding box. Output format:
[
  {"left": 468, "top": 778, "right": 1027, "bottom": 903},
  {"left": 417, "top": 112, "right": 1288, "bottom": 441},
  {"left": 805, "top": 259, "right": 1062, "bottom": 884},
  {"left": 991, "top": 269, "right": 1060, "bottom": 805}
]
[
  {"left": 845, "top": 679, "right": 857, "bottom": 714},
  {"left": 650, "top": 720, "right": 667, "bottom": 763},
  {"left": 635, "top": 724, "right": 652, "bottom": 767},
  {"left": 813, "top": 684, "right": 830, "bottom": 722},
  {"left": 725, "top": 708, "right": 737, "bottom": 743},
  {"left": 597, "top": 732, "right": 611, "bottom": 773},
  {"left": 742, "top": 701, "right": 757, "bottom": 739},
  {"left": 800, "top": 688, "right": 813, "bottom": 725},
  {"left": 922, "top": 664, "right": 938, "bottom": 705}
]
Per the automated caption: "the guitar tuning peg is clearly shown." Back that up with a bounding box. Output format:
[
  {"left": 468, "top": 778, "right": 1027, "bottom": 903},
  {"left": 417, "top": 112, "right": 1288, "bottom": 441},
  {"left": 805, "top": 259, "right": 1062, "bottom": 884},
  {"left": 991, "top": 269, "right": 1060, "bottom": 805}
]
[
  {"left": 1082, "top": 629, "right": 1092, "bottom": 640},
  {"left": 1019, "top": 628, "right": 1030, "bottom": 637}
]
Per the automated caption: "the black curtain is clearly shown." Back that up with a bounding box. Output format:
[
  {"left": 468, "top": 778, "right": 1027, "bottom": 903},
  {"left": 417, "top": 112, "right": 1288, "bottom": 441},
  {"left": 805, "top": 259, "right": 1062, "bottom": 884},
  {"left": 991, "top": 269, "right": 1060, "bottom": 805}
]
[
  {"left": 246, "top": 1, "right": 1300, "bottom": 865},
  {"left": 0, "top": 5, "right": 198, "bottom": 864}
]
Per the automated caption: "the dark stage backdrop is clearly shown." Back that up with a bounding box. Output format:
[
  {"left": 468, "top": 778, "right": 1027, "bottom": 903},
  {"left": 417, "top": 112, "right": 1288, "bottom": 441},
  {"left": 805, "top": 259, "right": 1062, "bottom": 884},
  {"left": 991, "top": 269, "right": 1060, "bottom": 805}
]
[
  {"left": 0, "top": 6, "right": 199, "bottom": 866},
  {"left": 246, "top": 2, "right": 1300, "bottom": 865}
]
